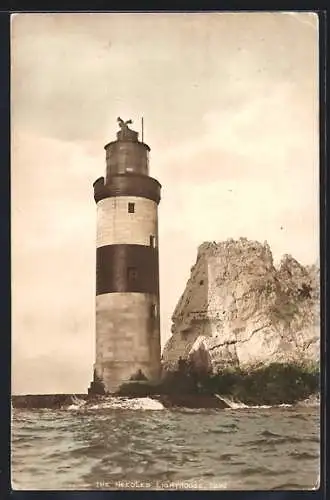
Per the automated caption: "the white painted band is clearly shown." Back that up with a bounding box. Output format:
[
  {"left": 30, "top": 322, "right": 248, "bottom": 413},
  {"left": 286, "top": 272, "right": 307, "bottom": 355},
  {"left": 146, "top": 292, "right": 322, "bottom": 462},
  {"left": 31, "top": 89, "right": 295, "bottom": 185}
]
[{"left": 96, "top": 196, "right": 158, "bottom": 248}]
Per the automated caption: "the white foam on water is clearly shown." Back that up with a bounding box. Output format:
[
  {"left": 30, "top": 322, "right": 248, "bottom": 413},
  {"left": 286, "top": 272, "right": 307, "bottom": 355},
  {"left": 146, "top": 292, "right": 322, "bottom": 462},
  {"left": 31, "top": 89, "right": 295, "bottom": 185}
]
[
  {"left": 66, "top": 396, "right": 87, "bottom": 411},
  {"left": 249, "top": 405, "right": 272, "bottom": 409},
  {"left": 225, "top": 401, "right": 249, "bottom": 409},
  {"left": 87, "top": 397, "right": 165, "bottom": 411},
  {"left": 64, "top": 394, "right": 295, "bottom": 412},
  {"left": 67, "top": 404, "right": 83, "bottom": 411},
  {"left": 297, "top": 394, "right": 320, "bottom": 407},
  {"left": 215, "top": 394, "right": 248, "bottom": 409},
  {"left": 66, "top": 401, "right": 86, "bottom": 410},
  {"left": 215, "top": 394, "right": 273, "bottom": 410}
]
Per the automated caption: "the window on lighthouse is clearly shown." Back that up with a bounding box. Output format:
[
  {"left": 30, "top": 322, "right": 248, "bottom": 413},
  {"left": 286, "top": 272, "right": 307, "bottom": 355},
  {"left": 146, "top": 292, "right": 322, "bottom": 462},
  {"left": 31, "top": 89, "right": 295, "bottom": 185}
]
[
  {"left": 128, "top": 202, "right": 135, "bottom": 213},
  {"left": 127, "top": 267, "right": 138, "bottom": 281},
  {"left": 150, "top": 235, "right": 156, "bottom": 248},
  {"left": 150, "top": 304, "right": 157, "bottom": 318}
]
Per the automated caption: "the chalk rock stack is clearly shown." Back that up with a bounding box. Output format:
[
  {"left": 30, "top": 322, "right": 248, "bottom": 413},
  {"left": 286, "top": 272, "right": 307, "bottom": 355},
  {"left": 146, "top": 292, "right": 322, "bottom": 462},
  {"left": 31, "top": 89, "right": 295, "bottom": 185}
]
[{"left": 162, "top": 238, "right": 319, "bottom": 373}]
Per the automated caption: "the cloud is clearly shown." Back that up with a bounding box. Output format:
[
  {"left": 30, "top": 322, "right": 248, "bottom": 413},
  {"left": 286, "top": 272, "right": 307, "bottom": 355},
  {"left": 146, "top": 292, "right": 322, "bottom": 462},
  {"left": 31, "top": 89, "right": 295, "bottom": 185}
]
[{"left": 11, "top": 12, "right": 317, "bottom": 144}]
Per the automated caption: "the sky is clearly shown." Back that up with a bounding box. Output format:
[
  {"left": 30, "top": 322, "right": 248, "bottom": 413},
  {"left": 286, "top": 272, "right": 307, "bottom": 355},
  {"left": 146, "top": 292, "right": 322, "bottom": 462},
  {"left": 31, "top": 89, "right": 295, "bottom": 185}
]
[{"left": 11, "top": 12, "right": 319, "bottom": 394}]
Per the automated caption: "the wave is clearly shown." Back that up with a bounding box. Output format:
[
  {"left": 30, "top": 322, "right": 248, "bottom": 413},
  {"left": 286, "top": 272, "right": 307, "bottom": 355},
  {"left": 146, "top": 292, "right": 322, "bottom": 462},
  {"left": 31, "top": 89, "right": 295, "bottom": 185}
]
[
  {"left": 64, "top": 393, "right": 317, "bottom": 412},
  {"left": 66, "top": 394, "right": 276, "bottom": 412},
  {"left": 296, "top": 394, "right": 320, "bottom": 408},
  {"left": 215, "top": 394, "right": 295, "bottom": 410},
  {"left": 66, "top": 395, "right": 86, "bottom": 411},
  {"left": 225, "top": 404, "right": 273, "bottom": 410},
  {"left": 65, "top": 397, "right": 165, "bottom": 411},
  {"left": 215, "top": 394, "right": 272, "bottom": 410}
]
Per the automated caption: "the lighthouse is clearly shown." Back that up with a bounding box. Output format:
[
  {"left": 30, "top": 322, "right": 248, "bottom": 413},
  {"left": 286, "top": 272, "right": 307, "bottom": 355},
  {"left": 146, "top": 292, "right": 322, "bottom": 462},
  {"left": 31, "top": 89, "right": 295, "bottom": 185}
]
[{"left": 88, "top": 118, "right": 162, "bottom": 394}]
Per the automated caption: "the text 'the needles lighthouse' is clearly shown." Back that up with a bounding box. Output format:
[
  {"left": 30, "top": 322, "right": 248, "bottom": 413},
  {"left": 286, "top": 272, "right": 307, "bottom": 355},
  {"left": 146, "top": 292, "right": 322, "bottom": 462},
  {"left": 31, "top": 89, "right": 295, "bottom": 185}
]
[{"left": 89, "top": 118, "right": 162, "bottom": 394}]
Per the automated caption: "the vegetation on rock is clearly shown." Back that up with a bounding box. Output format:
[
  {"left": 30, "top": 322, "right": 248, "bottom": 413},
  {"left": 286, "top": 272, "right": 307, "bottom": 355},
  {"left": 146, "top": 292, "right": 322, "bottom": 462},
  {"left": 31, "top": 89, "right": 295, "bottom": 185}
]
[{"left": 116, "top": 358, "right": 319, "bottom": 405}]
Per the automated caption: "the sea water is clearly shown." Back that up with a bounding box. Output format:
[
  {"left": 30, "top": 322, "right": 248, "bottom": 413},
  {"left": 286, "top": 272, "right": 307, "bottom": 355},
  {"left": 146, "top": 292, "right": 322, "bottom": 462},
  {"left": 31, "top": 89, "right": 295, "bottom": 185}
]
[{"left": 11, "top": 398, "right": 320, "bottom": 490}]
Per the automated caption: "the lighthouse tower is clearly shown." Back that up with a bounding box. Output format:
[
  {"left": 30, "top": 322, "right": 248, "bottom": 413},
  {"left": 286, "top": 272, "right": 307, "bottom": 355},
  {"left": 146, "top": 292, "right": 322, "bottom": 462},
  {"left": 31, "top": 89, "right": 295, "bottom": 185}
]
[{"left": 89, "top": 118, "right": 162, "bottom": 394}]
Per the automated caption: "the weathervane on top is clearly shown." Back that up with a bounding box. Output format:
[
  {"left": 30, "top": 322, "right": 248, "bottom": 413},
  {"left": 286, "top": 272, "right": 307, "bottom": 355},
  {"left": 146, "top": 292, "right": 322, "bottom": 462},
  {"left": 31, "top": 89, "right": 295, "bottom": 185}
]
[
  {"left": 117, "top": 117, "right": 133, "bottom": 130},
  {"left": 116, "top": 117, "right": 136, "bottom": 140},
  {"left": 116, "top": 116, "right": 144, "bottom": 142}
]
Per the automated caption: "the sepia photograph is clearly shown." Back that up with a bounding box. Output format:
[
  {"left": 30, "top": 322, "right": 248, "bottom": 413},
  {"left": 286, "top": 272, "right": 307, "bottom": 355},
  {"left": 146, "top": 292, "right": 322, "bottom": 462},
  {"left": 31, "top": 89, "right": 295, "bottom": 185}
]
[{"left": 11, "top": 12, "right": 320, "bottom": 491}]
